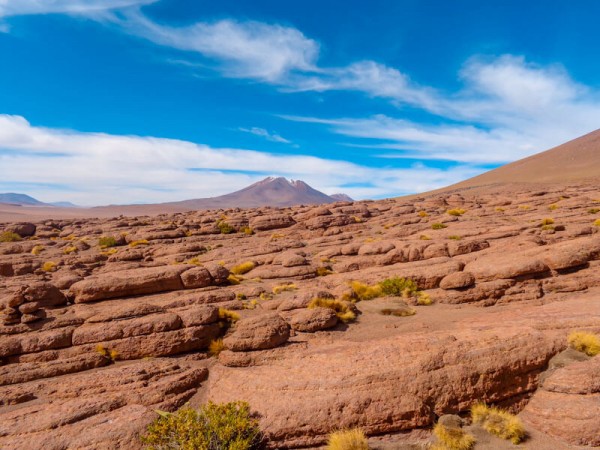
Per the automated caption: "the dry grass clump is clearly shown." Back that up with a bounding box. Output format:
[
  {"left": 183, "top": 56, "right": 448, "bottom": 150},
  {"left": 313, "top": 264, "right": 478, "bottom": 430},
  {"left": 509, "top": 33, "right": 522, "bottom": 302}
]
[
  {"left": 548, "top": 203, "right": 559, "bottom": 211},
  {"left": 231, "top": 261, "right": 256, "bottom": 275},
  {"left": 218, "top": 308, "right": 240, "bottom": 325},
  {"left": 217, "top": 220, "right": 235, "bottom": 234},
  {"left": 417, "top": 292, "right": 433, "bottom": 305},
  {"left": 95, "top": 344, "right": 118, "bottom": 362},
  {"left": 431, "top": 423, "right": 476, "bottom": 450},
  {"left": 567, "top": 331, "right": 600, "bottom": 356},
  {"left": 101, "top": 248, "right": 118, "bottom": 256},
  {"left": 326, "top": 427, "right": 369, "bottom": 450},
  {"left": 588, "top": 208, "right": 600, "bottom": 214},
  {"left": 447, "top": 208, "right": 466, "bottom": 216},
  {"left": 380, "top": 307, "right": 415, "bottom": 317},
  {"left": 272, "top": 283, "right": 297, "bottom": 294},
  {"left": 186, "top": 256, "right": 203, "bottom": 266},
  {"left": 240, "top": 226, "right": 254, "bottom": 235},
  {"left": 379, "top": 277, "right": 418, "bottom": 298},
  {"left": 129, "top": 239, "right": 149, "bottom": 248},
  {"left": 540, "top": 218, "right": 555, "bottom": 226},
  {"left": 308, "top": 297, "right": 356, "bottom": 323},
  {"left": 495, "top": 207, "right": 505, "bottom": 212},
  {"left": 208, "top": 339, "right": 226, "bottom": 357},
  {"left": 0, "top": 231, "right": 22, "bottom": 242},
  {"left": 31, "top": 245, "right": 44, "bottom": 255},
  {"left": 98, "top": 236, "right": 117, "bottom": 248},
  {"left": 594, "top": 219, "right": 600, "bottom": 227},
  {"left": 63, "top": 246, "right": 78, "bottom": 255},
  {"left": 41, "top": 261, "right": 57, "bottom": 272},
  {"left": 448, "top": 235, "right": 462, "bottom": 240},
  {"left": 419, "top": 234, "right": 432, "bottom": 240},
  {"left": 418, "top": 211, "right": 429, "bottom": 218},
  {"left": 471, "top": 403, "right": 525, "bottom": 444},
  {"left": 227, "top": 274, "right": 242, "bottom": 285},
  {"left": 349, "top": 281, "right": 383, "bottom": 301},
  {"left": 141, "top": 401, "right": 262, "bottom": 450},
  {"left": 316, "top": 266, "right": 333, "bottom": 277},
  {"left": 431, "top": 223, "right": 447, "bottom": 230}
]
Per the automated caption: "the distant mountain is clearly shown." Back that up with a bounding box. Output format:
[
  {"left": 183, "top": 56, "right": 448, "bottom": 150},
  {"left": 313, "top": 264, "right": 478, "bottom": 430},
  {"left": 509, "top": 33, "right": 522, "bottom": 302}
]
[
  {"left": 163, "top": 177, "right": 352, "bottom": 209},
  {"left": 0, "top": 193, "right": 77, "bottom": 207},
  {"left": 330, "top": 193, "right": 354, "bottom": 202},
  {"left": 0, "top": 193, "right": 45, "bottom": 206}
]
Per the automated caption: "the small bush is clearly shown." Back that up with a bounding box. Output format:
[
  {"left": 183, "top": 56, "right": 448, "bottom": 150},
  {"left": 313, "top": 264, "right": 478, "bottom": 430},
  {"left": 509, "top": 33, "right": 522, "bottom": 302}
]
[
  {"left": 0, "top": 231, "right": 22, "bottom": 242},
  {"left": 417, "top": 291, "right": 433, "bottom": 305},
  {"left": 98, "top": 236, "right": 117, "bottom": 248},
  {"left": 567, "top": 331, "right": 600, "bottom": 356},
  {"left": 240, "top": 226, "right": 254, "bottom": 235},
  {"left": 448, "top": 235, "right": 462, "bottom": 240},
  {"left": 308, "top": 297, "right": 356, "bottom": 323},
  {"left": 418, "top": 211, "right": 429, "bottom": 218},
  {"left": 380, "top": 307, "right": 415, "bottom": 317},
  {"left": 316, "top": 266, "right": 333, "bottom": 277},
  {"left": 432, "top": 423, "right": 476, "bottom": 450},
  {"left": 326, "top": 427, "right": 368, "bottom": 450},
  {"left": 594, "top": 219, "right": 600, "bottom": 227},
  {"left": 540, "top": 218, "right": 555, "bottom": 226},
  {"left": 447, "top": 208, "right": 466, "bottom": 216},
  {"left": 272, "top": 283, "right": 297, "bottom": 294},
  {"left": 231, "top": 261, "right": 256, "bottom": 275},
  {"left": 31, "top": 245, "right": 44, "bottom": 255},
  {"left": 218, "top": 308, "right": 240, "bottom": 325},
  {"left": 41, "top": 261, "right": 57, "bottom": 272},
  {"left": 431, "top": 223, "right": 447, "bottom": 230},
  {"left": 129, "top": 239, "right": 149, "bottom": 248},
  {"left": 379, "top": 277, "right": 418, "bottom": 298},
  {"left": 471, "top": 403, "right": 525, "bottom": 444},
  {"left": 63, "top": 246, "right": 78, "bottom": 255},
  {"left": 217, "top": 220, "right": 235, "bottom": 234},
  {"left": 208, "top": 339, "right": 225, "bottom": 357},
  {"left": 349, "top": 281, "right": 382, "bottom": 301},
  {"left": 141, "top": 401, "right": 262, "bottom": 450},
  {"left": 588, "top": 208, "right": 600, "bottom": 214}
]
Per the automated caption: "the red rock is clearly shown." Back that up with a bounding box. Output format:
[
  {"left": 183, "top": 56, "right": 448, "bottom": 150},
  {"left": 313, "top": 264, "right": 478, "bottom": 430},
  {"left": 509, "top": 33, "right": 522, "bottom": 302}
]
[
  {"left": 439, "top": 272, "right": 475, "bottom": 290},
  {"left": 223, "top": 313, "right": 290, "bottom": 351},
  {"left": 180, "top": 266, "right": 213, "bottom": 288},
  {"left": 249, "top": 214, "right": 296, "bottom": 231},
  {"left": 287, "top": 307, "right": 338, "bottom": 332}
]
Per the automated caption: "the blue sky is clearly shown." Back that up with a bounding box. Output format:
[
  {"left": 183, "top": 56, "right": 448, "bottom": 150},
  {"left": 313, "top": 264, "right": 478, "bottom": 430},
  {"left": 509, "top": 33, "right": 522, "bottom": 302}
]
[{"left": 1, "top": 0, "right": 599, "bottom": 205}]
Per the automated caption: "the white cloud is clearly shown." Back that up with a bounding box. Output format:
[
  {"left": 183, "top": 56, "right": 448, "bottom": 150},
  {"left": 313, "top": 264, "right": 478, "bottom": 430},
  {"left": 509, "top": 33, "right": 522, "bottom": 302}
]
[
  {"left": 0, "top": 114, "right": 479, "bottom": 205},
  {"left": 285, "top": 55, "right": 600, "bottom": 165},
  {"left": 0, "top": 0, "right": 155, "bottom": 18},
  {"left": 238, "top": 127, "right": 292, "bottom": 144},
  {"left": 116, "top": 11, "right": 320, "bottom": 82}
]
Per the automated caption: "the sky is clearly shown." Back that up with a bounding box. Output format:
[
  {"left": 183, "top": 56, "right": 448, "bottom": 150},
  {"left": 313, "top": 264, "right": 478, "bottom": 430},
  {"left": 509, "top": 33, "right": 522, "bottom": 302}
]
[{"left": 0, "top": 0, "right": 600, "bottom": 205}]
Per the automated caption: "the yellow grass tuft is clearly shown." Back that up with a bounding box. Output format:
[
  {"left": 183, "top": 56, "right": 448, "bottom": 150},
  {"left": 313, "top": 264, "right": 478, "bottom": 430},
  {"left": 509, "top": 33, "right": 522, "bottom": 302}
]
[
  {"left": 41, "top": 261, "right": 57, "bottom": 272},
  {"left": 316, "top": 266, "right": 333, "bottom": 277},
  {"left": 568, "top": 331, "right": 600, "bottom": 356},
  {"left": 208, "top": 339, "right": 225, "bottom": 357},
  {"left": 218, "top": 308, "right": 240, "bottom": 323},
  {"left": 227, "top": 274, "right": 242, "bottom": 285},
  {"left": 273, "top": 283, "right": 298, "bottom": 294},
  {"left": 447, "top": 208, "right": 466, "bottom": 216},
  {"left": 326, "top": 428, "right": 368, "bottom": 450},
  {"left": 471, "top": 403, "right": 525, "bottom": 444},
  {"left": 548, "top": 204, "right": 559, "bottom": 211},
  {"left": 63, "top": 246, "right": 78, "bottom": 255},
  {"left": 129, "top": 239, "right": 149, "bottom": 248},
  {"left": 594, "top": 219, "right": 600, "bottom": 227},
  {"left": 431, "top": 223, "right": 447, "bottom": 230},
  {"left": 495, "top": 207, "right": 505, "bottom": 212},
  {"left": 419, "top": 234, "right": 432, "bottom": 240},
  {"left": 417, "top": 291, "right": 433, "bottom": 305},
  {"left": 418, "top": 211, "right": 429, "bottom": 218},
  {"left": 230, "top": 261, "right": 256, "bottom": 275},
  {"left": 31, "top": 245, "right": 44, "bottom": 255},
  {"left": 380, "top": 307, "right": 416, "bottom": 317},
  {"left": 540, "top": 218, "right": 555, "bottom": 226},
  {"left": 0, "top": 231, "right": 22, "bottom": 242},
  {"left": 350, "top": 281, "right": 383, "bottom": 301},
  {"left": 186, "top": 257, "right": 203, "bottom": 266},
  {"left": 308, "top": 298, "right": 356, "bottom": 323},
  {"left": 432, "top": 423, "right": 476, "bottom": 450}
]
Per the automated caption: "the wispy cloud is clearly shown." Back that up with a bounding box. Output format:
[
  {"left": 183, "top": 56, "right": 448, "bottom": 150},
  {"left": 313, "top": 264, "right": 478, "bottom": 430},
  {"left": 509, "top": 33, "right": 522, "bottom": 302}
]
[
  {"left": 0, "top": 0, "right": 156, "bottom": 18},
  {"left": 238, "top": 127, "right": 292, "bottom": 144},
  {"left": 0, "top": 114, "right": 480, "bottom": 205}
]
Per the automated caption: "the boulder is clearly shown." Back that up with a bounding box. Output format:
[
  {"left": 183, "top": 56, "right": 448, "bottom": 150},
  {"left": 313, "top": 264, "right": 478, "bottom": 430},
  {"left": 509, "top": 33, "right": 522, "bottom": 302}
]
[
  {"left": 439, "top": 272, "right": 475, "bottom": 290},
  {"left": 287, "top": 308, "right": 338, "bottom": 332},
  {"left": 223, "top": 313, "right": 290, "bottom": 351},
  {"left": 249, "top": 214, "right": 296, "bottom": 231}
]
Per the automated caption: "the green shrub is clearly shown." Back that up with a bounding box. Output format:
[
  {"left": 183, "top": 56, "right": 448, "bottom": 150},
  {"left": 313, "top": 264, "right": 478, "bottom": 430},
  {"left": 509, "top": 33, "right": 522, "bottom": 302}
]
[
  {"left": 378, "top": 277, "right": 418, "bottom": 298},
  {"left": 99, "top": 236, "right": 117, "bottom": 248},
  {"left": 217, "top": 220, "right": 235, "bottom": 234},
  {"left": 0, "top": 231, "right": 22, "bottom": 242},
  {"left": 141, "top": 401, "right": 262, "bottom": 450}
]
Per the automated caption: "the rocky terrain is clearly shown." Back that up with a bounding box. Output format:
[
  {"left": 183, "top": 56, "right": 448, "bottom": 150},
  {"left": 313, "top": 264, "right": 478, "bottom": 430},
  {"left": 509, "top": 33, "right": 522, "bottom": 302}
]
[{"left": 1, "top": 176, "right": 600, "bottom": 449}]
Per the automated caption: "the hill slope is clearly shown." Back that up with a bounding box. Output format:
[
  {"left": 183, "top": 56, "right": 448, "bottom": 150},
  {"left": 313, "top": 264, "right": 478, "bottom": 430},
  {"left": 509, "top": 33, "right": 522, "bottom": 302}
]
[{"left": 449, "top": 128, "right": 600, "bottom": 191}]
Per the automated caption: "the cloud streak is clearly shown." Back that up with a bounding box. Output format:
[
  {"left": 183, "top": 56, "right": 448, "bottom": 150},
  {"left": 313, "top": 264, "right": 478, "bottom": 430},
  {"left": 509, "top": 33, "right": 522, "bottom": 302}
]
[
  {"left": 238, "top": 127, "right": 292, "bottom": 144},
  {"left": 0, "top": 115, "right": 480, "bottom": 205}
]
